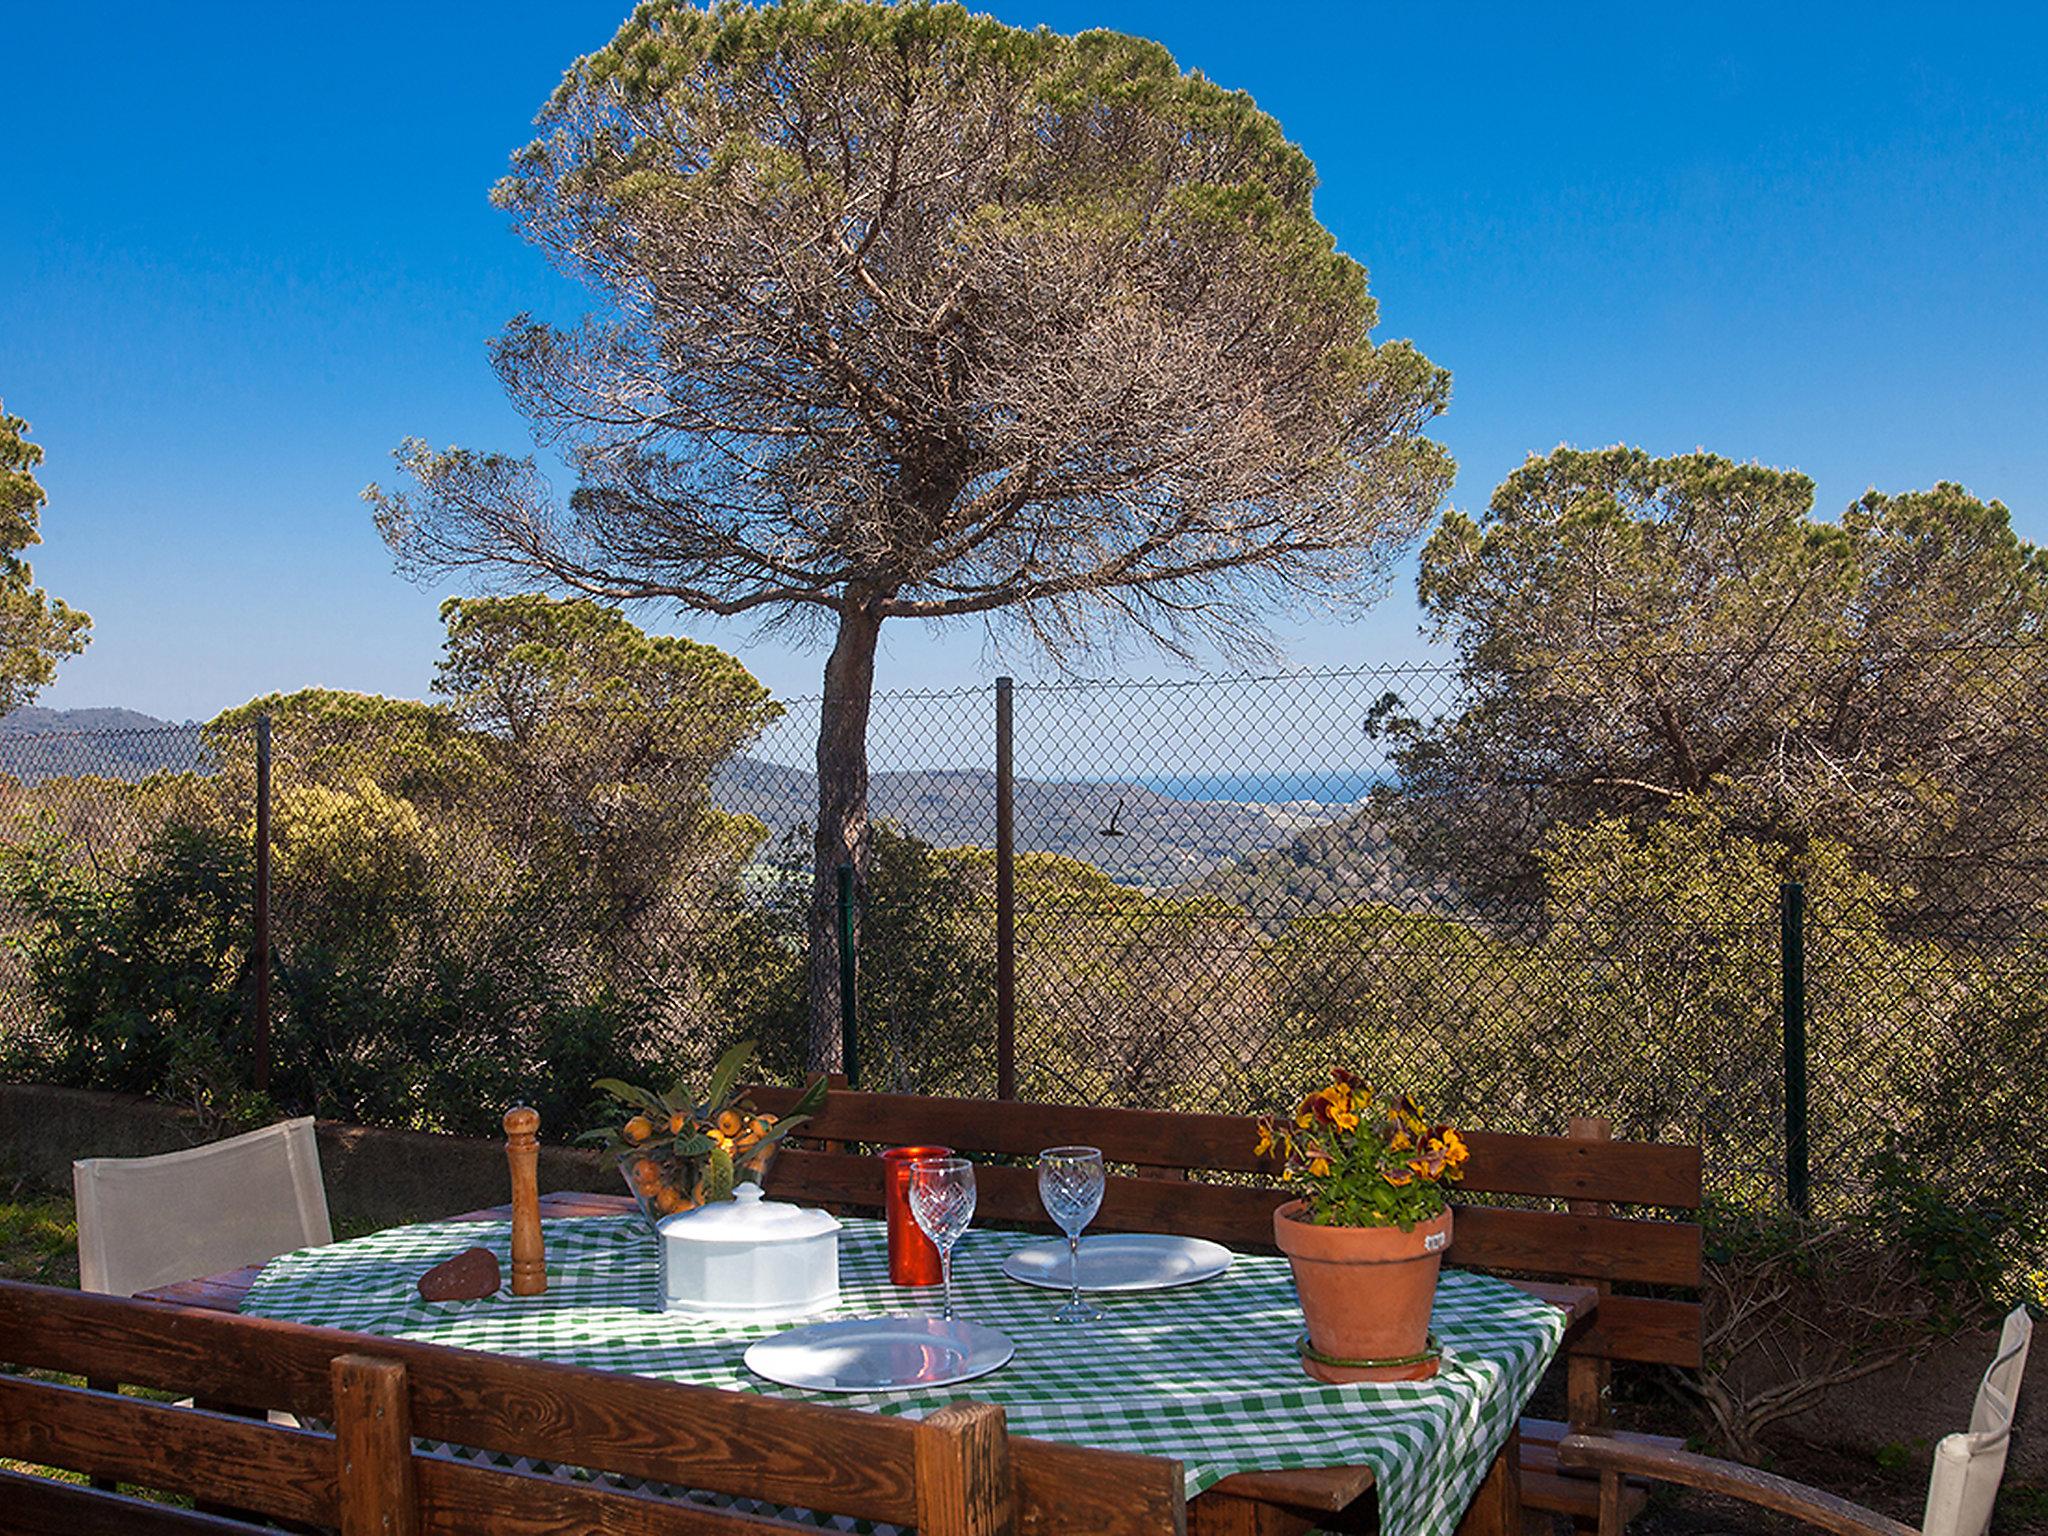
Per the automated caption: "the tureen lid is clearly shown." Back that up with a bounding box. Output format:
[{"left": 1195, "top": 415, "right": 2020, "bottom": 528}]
[{"left": 657, "top": 1183, "right": 840, "bottom": 1244}]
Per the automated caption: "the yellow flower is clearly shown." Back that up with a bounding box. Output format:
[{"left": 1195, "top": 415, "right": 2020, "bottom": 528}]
[
  {"left": 1307, "top": 1157, "right": 1332, "bottom": 1178},
  {"left": 1295, "top": 1110, "right": 1316, "bottom": 1130},
  {"left": 1333, "top": 1109, "right": 1360, "bottom": 1132},
  {"left": 1254, "top": 1124, "right": 1275, "bottom": 1157},
  {"left": 1389, "top": 1129, "right": 1413, "bottom": 1153},
  {"left": 1383, "top": 1167, "right": 1414, "bottom": 1187}
]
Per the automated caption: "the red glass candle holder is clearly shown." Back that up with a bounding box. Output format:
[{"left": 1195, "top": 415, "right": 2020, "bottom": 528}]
[{"left": 883, "top": 1145, "right": 953, "bottom": 1285}]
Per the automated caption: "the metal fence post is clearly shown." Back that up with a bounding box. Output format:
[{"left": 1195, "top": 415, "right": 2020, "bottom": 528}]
[
  {"left": 995, "top": 676, "right": 1016, "bottom": 1099},
  {"left": 837, "top": 862, "right": 860, "bottom": 1089},
  {"left": 1781, "top": 879, "right": 1808, "bottom": 1215},
  {"left": 254, "top": 713, "right": 273, "bottom": 1094}
]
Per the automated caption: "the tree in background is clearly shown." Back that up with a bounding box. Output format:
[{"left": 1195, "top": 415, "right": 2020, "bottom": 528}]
[
  {"left": 3, "top": 597, "right": 781, "bottom": 1133},
  {"left": 369, "top": 0, "right": 1454, "bottom": 1068},
  {"left": 0, "top": 403, "right": 92, "bottom": 713},
  {"left": 1384, "top": 447, "right": 2048, "bottom": 923}
]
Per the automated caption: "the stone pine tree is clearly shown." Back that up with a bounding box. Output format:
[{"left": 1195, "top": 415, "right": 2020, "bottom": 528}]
[
  {"left": 369, "top": 0, "right": 1455, "bottom": 1069},
  {"left": 0, "top": 402, "right": 91, "bottom": 713}
]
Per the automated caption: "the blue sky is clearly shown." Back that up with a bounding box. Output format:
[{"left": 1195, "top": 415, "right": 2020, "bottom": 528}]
[{"left": 6, "top": 2, "right": 2046, "bottom": 723}]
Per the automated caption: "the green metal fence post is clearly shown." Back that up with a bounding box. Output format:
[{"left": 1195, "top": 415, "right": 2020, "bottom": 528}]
[
  {"left": 1781, "top": 879, "right": 1809, "bottom": 1215},
  {"left": 995, "top": 676, "right": 1016, "bottom": 1099},
  {"left": 837, "top": 862, "right": 859, "bottom": 1089}
]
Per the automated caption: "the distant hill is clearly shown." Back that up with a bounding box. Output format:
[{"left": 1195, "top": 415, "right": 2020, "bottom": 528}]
[
  {"left": 0, "top": 706, "right": 203, "bottom": 782},
  {"left": 714, "top": 755, "right": 1348, "bottom": 887},
  {"left": 0, "top": 708, "right": 1391, "bottom": 891}
]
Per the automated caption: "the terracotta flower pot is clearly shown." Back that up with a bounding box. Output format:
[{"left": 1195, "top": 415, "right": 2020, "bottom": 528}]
[{"left": 1273, "top": 1199, "right": 1452, "bottom": 1384}]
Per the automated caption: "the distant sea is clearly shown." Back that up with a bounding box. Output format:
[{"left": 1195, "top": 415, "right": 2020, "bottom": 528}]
[{"left": 1137, "top": 770, "right": 1380, "bottom": 805}]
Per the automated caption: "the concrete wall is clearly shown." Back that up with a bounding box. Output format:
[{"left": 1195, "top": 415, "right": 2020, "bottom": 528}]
[{"left": 0, "top": 1083, "right": 606, "bottom": 1228}]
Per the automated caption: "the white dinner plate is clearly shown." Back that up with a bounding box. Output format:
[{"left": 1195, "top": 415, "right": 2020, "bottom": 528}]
[
  {"left": 744, "top": 1316, "right": 1015, "bottom": 1393},
  {"left": 1002, "top": 1233, "right": 1234, "bottom": 1292}
]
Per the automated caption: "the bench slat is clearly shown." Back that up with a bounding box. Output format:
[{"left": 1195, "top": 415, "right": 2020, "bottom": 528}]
[
  {"left": 1560, "top": 1295, "right": 1705, "bottom": 1368},
  {"left": 0, "top": 1375, "right": 336, "bottom": 1524},
  {"left": 0, "top": 1283, "right": 914, "bottom": 1522},
  {"left": 764, "top": 1149, "right": 1702, "bottom": 1287},
  {"left": 748, "top": 1088, "right": 1702, "bottom": 1207},
  {"left": 0, "top": 1467, "right": 272, "bottom": 1536},
  {"left": 416, "top": 1456, "right": 825, "bottom": 1534}
]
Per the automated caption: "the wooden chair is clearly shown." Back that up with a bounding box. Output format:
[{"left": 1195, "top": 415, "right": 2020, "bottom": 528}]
[
  {"left": 1559, "top": 1306, "right": 2032, "bottom": 1536},
  {"left": 73, "top": 1115, "right": 332, "bottom": 1297},
  {"left": 0, "top": 1278, "right": 1185, "bottom": 1535},
  {"left": 750, "top": 1085, "right": 1706, "bottom": 1533}
]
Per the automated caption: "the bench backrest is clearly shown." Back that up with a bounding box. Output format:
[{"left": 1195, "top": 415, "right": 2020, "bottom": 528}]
[
  {"left": 752, "top": 1086, "right": 1704, "bottom": 1374},
  {"left": 0, "top": 1279, "right": 1184, "bottom": 1536}
]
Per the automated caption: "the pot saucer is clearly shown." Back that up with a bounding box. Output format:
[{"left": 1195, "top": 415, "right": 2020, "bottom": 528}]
[{"left": 1296, "top": 1330, "right": 1441, "bottom": 1384}]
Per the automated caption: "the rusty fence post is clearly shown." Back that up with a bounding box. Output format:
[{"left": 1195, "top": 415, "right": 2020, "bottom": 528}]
[{"left": 253, "top": 712, "right": 272, "bottom": 1094}]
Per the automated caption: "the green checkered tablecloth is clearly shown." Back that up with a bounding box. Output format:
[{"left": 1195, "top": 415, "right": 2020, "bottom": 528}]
[{"left": 241, "top": 1214, "right": 1565, "bottom": 1536}]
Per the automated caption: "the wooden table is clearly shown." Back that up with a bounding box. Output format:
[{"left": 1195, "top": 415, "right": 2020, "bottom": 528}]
[{"left": 145, "top": 1191, "right": 1598, "bottom": 1536}]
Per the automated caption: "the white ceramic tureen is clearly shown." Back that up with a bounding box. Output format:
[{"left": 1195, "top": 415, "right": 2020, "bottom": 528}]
[{"left": 656, "top": 1183, "right": 841, "bottom": 1322}]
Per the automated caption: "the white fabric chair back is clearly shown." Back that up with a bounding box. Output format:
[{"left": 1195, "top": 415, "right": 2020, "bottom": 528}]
[
  {"left": 1922, "top": 1306, "right": 2033, "bottom": 1536},
  {"left": 73, "top": 1116, "right": 333, "bottom": 1297}
]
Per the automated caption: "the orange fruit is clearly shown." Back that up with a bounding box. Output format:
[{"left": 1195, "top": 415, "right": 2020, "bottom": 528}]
[
  {"left": 656, "top": 1187, "right": 686, "bottom": 1214},
  {"left": 623, "top": 1115, "right": 653, "bottom": 1143},
  {"left": 715, "top": 1109, "right": 744, "bottom": 1138},
  {"left": 632, "top": 1158, "right": 661, "bottom": 1192},
  {"left": 669, "top": 1112, "right": 689, "bottom": 1135}
]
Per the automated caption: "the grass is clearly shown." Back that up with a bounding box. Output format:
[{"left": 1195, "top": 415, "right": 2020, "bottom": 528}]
[{"left": 0, "top": 1179, "right": 78, "bottom": 1288}]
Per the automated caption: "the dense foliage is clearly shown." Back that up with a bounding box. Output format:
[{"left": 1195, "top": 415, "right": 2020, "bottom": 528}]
[
  {"left": 0, "top": 597, "right": 783, "bottom": 1135},
  {"left": 0, "top": 403, "right": 92, "bottom": 714}
]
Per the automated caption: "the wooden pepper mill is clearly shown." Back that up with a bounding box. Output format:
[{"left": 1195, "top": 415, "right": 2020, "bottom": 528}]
[{"left": 504, "top": 1105, "right": 546, "bottom": 1296}]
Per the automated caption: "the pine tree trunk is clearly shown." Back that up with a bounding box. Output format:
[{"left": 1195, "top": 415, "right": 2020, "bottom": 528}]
[{"left": 807, "top": 594, "right": 885, "bottom": 1073}]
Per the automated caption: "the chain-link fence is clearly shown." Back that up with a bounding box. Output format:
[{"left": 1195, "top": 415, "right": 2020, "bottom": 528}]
[{"left": 1, "top": 644, "right": 2043, "bottom": 1234}]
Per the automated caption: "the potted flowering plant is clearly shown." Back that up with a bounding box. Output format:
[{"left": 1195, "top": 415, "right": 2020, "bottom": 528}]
[
  {"left": 582, "top": 1041, "right": 827, "bottom": 1225},
  {"left": 1258, "top": 1068, "right": 1469, "bottom": 1382}
]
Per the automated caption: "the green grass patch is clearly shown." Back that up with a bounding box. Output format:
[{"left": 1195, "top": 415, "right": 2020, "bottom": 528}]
[{"left": 0, "top": 1186, "right": 78, "bottom": 1288}]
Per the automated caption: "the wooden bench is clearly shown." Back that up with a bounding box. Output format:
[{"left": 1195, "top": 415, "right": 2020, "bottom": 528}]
[
  {"left": 750, "top": 1086, "right": 1704, "bottom": 1534},
  {"left": 0, "top": 1277, "right": 1185, "bottom": 1535}
]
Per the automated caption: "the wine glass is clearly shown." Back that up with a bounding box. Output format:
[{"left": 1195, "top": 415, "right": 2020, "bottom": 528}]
[
  {"left": 1036, "top": 1146, "right": 1105, "bottom": 1323},
  {"left": 907, "top": 1156, "right": 977, "bottom": 1323}
]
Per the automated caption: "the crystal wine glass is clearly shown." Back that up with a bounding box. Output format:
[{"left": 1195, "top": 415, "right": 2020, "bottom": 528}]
[
  {"left": 908, "top": 1156, "right": 977, "bottom": 1323},
  {"left": 1036, "top": 1146, "right": 1106, "bottom": 1323}
]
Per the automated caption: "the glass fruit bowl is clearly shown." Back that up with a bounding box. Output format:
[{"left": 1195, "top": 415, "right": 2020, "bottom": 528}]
[
  {"left": 619, "top": 1125, "right": 784, "bottom": 1225},
  {"left": 583, "top": 1042, "right": 828, "bottom": 1229}
]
